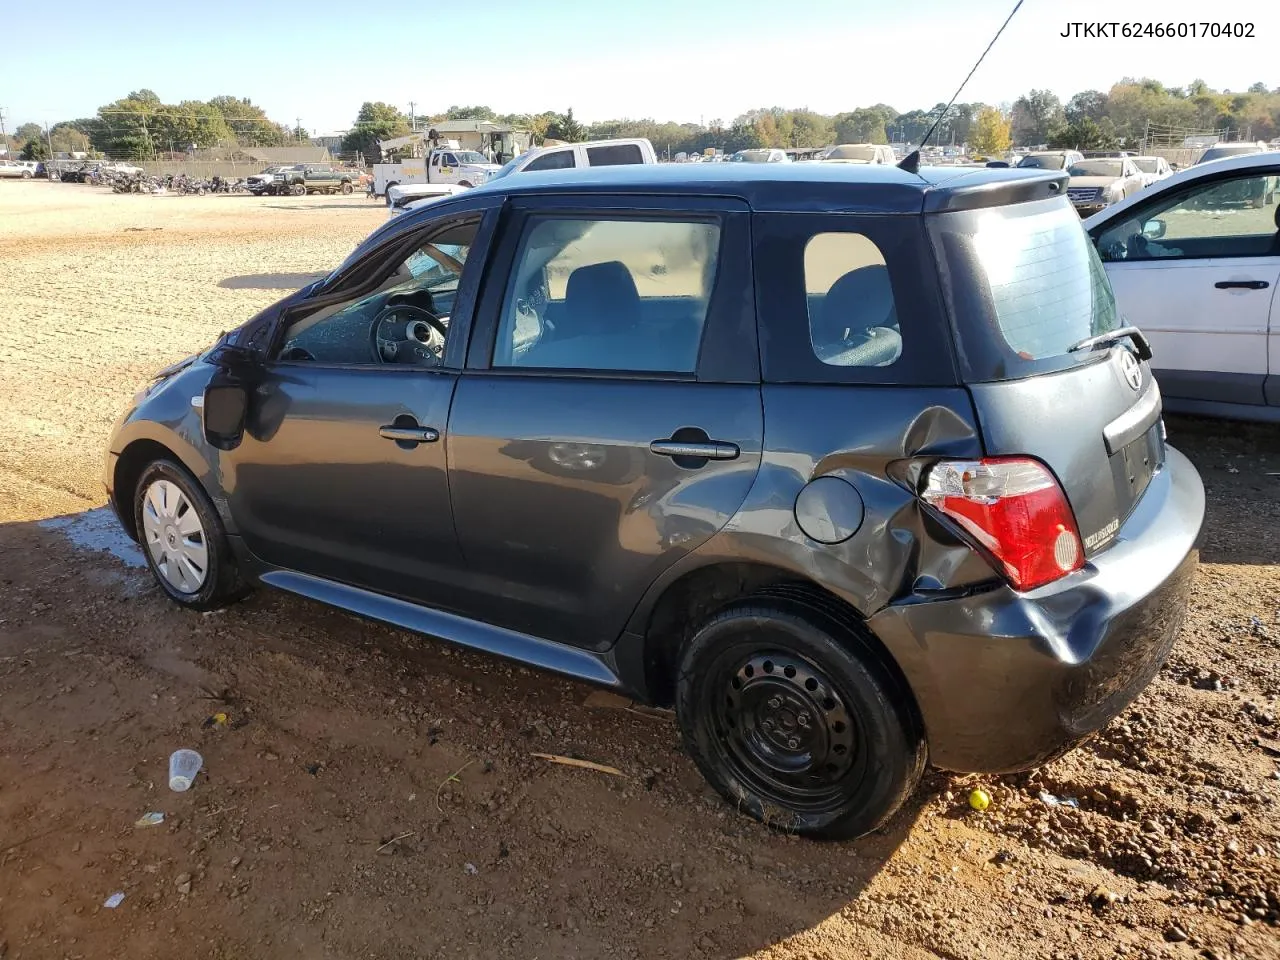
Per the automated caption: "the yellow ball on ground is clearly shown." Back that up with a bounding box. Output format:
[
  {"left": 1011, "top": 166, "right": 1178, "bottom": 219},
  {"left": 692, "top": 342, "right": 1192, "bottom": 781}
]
[{"left": 969, "top": 788, "right": 991, "bottom": 811}]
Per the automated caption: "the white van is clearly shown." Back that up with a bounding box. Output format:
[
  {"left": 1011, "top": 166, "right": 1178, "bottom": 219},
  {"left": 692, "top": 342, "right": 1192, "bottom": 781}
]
[{"left": 487, "top": 138, "right": 656, "bottom": 182}]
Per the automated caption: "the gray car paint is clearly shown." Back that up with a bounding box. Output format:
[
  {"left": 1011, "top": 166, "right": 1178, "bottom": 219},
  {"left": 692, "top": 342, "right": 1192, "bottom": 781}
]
[{"left": 105, "top": 164, "right": 1204, "bottom": 776}]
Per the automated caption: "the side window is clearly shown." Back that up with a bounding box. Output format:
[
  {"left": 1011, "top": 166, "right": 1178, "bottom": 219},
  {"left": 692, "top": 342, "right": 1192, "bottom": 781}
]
[
  {"left": 493, "top": 217, "right": 721, "bottom": 373},
  {"left": 524, "top": 150, "right": 575, "bottom": 172},
  {"left": 278, "top": 219, "right": 478, "bottom": 367},
  {"left": 1096, "top": 174, "right": 1279, "bottom": 262},
  {"left": 443, "top": 153, "right": 457, "bottom": 166},
  {"left": 804, "top": 233, "right": 901, "bottom": 367},
  {"left": 586, "top": 144, "right": 644, "bottom": 166}
]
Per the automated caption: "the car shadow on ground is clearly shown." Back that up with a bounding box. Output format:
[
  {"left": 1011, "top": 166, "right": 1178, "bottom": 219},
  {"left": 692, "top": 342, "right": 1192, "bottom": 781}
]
[
  {"left": 1164, "top": 415, "right": 1280, "bottom": 566},
  {"left": 218, "top": 272, "right": 326, "bottom": 290},
  {"left": 1, "top": 512, "right": 928, "bottom": 959},
  {"left": 259, "top": 202, "right": 377, "bottom": 212}
]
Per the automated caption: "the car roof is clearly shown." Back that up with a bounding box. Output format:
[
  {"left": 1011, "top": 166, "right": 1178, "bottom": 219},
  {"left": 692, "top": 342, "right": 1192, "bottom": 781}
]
[
  {"left": 344, "top": 162, "right": 1066, "bottom": 266},
  {"left": 464, "top": 161, "right": 1065, "bottom": 214},
  {"left": 1083, "top": 150, "right": 1280, "bottom": 229}
]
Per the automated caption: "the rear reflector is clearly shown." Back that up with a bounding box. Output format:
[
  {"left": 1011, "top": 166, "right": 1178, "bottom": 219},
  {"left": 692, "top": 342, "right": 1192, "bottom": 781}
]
[{"left": 921, "top": 457, "right": 1084, "bottom": 591}]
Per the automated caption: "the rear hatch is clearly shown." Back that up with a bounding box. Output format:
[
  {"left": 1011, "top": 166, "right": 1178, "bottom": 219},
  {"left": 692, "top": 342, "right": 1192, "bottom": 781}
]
[{"left": 927, "top": 192, "right": 1164, "bottom": 557}]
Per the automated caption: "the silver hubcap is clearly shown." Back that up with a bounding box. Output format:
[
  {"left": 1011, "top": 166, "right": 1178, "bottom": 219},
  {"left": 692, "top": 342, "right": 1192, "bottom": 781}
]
[{"left": 141, "top": 479, "right": 208, "bottom": 594}]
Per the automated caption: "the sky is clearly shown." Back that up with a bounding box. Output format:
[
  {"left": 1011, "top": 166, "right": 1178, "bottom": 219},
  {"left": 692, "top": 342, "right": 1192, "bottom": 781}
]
[{"left": 1, "top": 0, "right": 1274, "bottom": 137}]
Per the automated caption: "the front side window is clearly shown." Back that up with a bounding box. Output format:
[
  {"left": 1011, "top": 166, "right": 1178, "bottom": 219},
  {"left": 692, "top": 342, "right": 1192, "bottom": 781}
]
[
  {"left": 1096, "top": 174, "right": 1279, "bottom": 262},
  {"left": 279, "top": 220, "right": 477, "bottom": 367},
  {"left": 524, "top": 150, "right": 576, "bottom": 172},
  {"left": 494, "top": 217, "right": 721, "bottom": 372},
  {"left": 804, "top": 233, "right": 901, "bottom": 367},
  {"left": 930, "top": 197, "right": 1119, "bottom": 381}
]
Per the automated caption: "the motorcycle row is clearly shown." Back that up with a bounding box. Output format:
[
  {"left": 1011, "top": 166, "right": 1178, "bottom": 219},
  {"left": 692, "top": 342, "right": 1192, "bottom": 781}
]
[{"left": 50, "top": 167, "right": 249, "bottom": 196}]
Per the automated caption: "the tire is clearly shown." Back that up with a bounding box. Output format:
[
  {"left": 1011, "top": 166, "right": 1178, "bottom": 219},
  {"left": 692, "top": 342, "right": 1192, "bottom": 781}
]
[
  {"left": 675, "top": 593, "right": 924, "bottom": 840},
  {"left": 340, "top": 181, "right": 353, "bottom": 194},
  {"left": 384, "top": 182, "right": 399, "bottom": 206},
  {"left": 291, "top": 183, "right": 306, "bottom": 197},
  {"left": 457, "top": 180, "right": 473, "bottom": 188},
  {"left": 133, "top": 459, "right": 248, "bottom": 611},
  {"left": 21, "top": 170, "right": 32, "bottom": 179}
]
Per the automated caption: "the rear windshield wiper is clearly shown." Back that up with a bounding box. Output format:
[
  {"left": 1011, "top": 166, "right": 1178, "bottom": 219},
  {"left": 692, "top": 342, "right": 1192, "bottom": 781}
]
[{"left": 1067, "top": 325, "right": 1152, "bottom": 361}]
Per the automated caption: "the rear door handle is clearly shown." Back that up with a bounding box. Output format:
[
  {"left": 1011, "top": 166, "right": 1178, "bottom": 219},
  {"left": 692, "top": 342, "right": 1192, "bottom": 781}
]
[
  {"left": 650, "top": 440, "right": 740, "bottom": 461},
  {"left": 379, "top": 425, "right": 439, "bottom": 443},
  {"left": 1214, "top": 280, "right": 1269, "bottom": 290}
]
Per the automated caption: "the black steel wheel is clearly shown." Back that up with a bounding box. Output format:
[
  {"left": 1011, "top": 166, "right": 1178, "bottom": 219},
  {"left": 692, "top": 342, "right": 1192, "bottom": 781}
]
[{"left": 676, "top": 593, "right": 924, "bottom": 840}]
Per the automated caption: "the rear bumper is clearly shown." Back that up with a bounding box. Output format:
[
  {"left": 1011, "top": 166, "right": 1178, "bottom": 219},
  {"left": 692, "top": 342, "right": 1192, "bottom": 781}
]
[{"left": 868, "top": 446, "right": 1204, "bottom": 773}]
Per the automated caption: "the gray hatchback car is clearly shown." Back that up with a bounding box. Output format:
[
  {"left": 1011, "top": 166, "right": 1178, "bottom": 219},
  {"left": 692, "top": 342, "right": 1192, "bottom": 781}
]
[{"left": 105, "top": 163, "right": 1204, "bottom": 839}]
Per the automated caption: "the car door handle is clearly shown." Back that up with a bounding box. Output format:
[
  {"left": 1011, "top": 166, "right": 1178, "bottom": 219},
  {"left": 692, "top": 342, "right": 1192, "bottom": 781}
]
[
  {"left": 649, "top": 439, "right": 740, "bottom": 461},
  {"left": 1214, "top": 280, "right": 1269, "bottom": 290},
  {"left": 379, "top": 425, "right": 439, "bottom": 443}
]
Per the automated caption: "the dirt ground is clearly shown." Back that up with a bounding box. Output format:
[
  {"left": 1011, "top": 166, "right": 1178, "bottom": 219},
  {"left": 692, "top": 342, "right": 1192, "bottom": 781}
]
[{"left": 0, "top": 180, "right": 1278, "bottom": 960}]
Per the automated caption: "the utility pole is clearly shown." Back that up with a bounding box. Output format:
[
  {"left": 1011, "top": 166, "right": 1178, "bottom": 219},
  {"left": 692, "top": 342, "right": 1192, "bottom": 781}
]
[
  {"left": 45, "top": 121, "right": 54, "bottom": 158},
  {"left": 408, "top": 101, "right": 417, "bottom": 132},
  {"left": 0, "top": 106, "right": 7, "bottom": 151},
  {"left": 296, "top": 117, "right": 302, "bottom": 142}
]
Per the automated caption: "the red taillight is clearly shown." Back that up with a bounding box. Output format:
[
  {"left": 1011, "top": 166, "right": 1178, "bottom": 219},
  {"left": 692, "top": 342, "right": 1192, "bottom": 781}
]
[{"left": 921, "top": 457, "right": 1083, "bottom": 591}]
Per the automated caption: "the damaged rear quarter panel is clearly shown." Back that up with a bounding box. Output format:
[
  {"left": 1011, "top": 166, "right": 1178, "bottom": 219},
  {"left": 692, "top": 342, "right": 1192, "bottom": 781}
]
[{"left": 628, "top": 385, "right": 996, "bottom": 630}]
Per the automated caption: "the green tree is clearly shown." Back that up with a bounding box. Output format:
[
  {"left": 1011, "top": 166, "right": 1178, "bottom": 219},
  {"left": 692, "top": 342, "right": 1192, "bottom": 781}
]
[
  {"left": 444, "top": 105, "right": 497, "bottom": 121},
  {"left": 1065, "top": 90, "right": 1108, "bottom": 124},
  {"left": 14, "top": 122, "right": 43, "bottom": 144},
  {"left": 20, "top": 138, "right": 49, "bottom": 161},
  {"left": 342, "top": 101, "right": 411, "bottom": 160},
  {"left": 969, "top": 106, "right": 1011, "bottom": 155},
  {"left": 1247, "top": 82, "right": 1267, "bottom": 95},
  {"left": 1047, "top": 117, "right": 1117, "bottom": 150},
  {"left": 546, "top": 108, "right": 584, "bottom": 142},
  {"left": 1010, "top": 89, "right": 1064, "bottom": 146}
]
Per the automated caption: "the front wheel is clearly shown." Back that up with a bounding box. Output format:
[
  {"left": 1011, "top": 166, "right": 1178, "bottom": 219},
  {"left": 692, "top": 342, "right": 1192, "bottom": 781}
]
[
  {"left": 340, "top": 181, "right": 353, "bottom": 194},
  {"left": 291, "top": 183, "right": 306, "bottom": 196},
  {"left": 134, "top": 459, "right": 248, "bottom": 611},
  {"left": 676, "top": 594, "right": 924, "bottom": 840},
  {"left": 21, "top": 170, "right": 32, "bottom": 179},
  {"left": 457, "top": 180, "right": 473, "bottom": 188}
]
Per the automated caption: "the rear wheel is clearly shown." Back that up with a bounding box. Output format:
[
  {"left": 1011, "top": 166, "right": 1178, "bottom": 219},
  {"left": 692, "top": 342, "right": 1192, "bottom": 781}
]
[
  {"left": 384, "top": 182, "right": 399, "bottom": 206},
  {"left": 134, "top": 459, "right": 248, "bottom": 611},
  {"left": 458, "top": 180, "right": 473, "bottom": 188},
  {"left": 340, "top": 181, "right": 353, "bottom": 194},
  {"left": 676, "top": 595, "right": 924, "bottom": 840},
  {"left": 291, "top": 183, "right": 306, "bottom": 197},
  {"left": 21, "top": 170, "right": 32, "bottom": 179}
]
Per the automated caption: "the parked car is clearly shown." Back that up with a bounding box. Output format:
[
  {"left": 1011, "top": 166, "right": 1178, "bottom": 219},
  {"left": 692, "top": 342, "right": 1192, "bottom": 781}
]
[
  {"left": 246, "top": 166, "right": 298, "bottom": 196},
  {"left": 1085, "top": 150, "right": 1280, "bottom": 421},
  {"left": 820, "top": 143, "right": 896, "bottom": 165},
  {"left": 729, "top": 148, "right": 790, "bottom": 163},
  {"left": 0, "top": 159, "right": 34, "bottom": 179},
  {"left": 386, "top": 182, "right": 467, "bottom": 219},
  {"left": 487, "top": 138, "right": 656, "bottom": 183},
  {"left": 1132, "top": 156, "right": 1173, "bottom": 188},
  {"left": 279, "top": 163, "right": 357, "bottom": 196},
  {"left": 1017, "top": 150, "right": 1084, "bottom": 171},
  {"left": 1195, "top": 141, "right": 1268, "bottom": 165},
  {"left": 105, "top": 162, "right": 1203, "bottom": 839},
  {"left": 1064, "top": 157, "right": 1147, "bottom": 216}
]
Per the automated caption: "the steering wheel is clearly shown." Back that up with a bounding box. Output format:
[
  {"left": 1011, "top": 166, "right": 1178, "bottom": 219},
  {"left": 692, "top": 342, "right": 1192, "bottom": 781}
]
[{"left": 369, "top": 303, "right": 447, "bottom": 365}]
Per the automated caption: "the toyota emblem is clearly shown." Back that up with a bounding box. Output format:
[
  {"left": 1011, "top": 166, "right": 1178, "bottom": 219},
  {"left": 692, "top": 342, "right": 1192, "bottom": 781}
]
[{"left": 1119, "top": 351, "right": 1142, "bottom": 391}]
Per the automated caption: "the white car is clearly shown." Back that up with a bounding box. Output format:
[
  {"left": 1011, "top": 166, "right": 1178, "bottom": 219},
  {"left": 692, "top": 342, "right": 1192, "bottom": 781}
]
[
  {"left": 728, "top": 148, "right": 790, "bottom": 164},
  {"left": 386, "top": 182, "right": 467, "bottom": 219},
  {"left": 0, "top": 159, "right": 36, "bottom": 179},
  {"left": 1132, "top": 156, "right": 1173, "bottom": 188},
  {"left": 1084, "top": 150, "right": 1280, "bottom": 422},
  {"left": 820, "top": 143, "right": 896, "bottom": 165},
  {"left": 486, "top": 138, "right": 657, "bottom": 182}
]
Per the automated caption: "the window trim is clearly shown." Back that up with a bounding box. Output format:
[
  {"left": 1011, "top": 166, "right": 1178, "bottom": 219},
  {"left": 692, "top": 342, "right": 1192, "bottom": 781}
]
[
  {"left": 264, "top": 207, "right": 499, "bottom": 371},
  {"left": 488, "top": 212, "right": 722, "bottom": 376},
  {"left": 753, "top": 212, "right": 959, "bottom": 386},
  {"left": 1091, "top": 166, "right": 1280, "bottom": 264},
  {"left": 466, "top": 195, "right": 757, "bottom": 383}
]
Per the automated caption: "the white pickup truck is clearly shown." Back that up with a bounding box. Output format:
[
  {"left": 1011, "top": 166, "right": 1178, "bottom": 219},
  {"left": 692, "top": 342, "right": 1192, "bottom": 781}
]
[{"left": 372, "top": 148, "right": 499, "bottom": 202}]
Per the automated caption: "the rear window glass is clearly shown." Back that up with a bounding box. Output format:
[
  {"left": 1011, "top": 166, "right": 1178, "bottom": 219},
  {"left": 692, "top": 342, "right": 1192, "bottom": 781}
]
[
  {"left": 804, "top": 233, "right": 901, "bottom": 367},
  {"left": 929, "top": 197, "right": 1119, "bottom": 381},
  {"left": 586, "top": 144, "right": 644, "bottom": 166}
]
